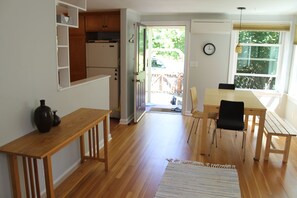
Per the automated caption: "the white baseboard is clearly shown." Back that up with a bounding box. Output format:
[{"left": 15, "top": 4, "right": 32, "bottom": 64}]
[
  {"left": 184, "top": 111, "right": 192, "bottom": 116},
  {"left": 119, "top": 113, "right": 134, "bottom": 125}
]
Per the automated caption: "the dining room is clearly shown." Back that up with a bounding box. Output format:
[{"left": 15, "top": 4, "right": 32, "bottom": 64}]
[
  {"left": 1, "top": 0, "right": 297, "bottom": 197},
  {"left": 54, "top": 105, "right": 297, "bottom": 197}
]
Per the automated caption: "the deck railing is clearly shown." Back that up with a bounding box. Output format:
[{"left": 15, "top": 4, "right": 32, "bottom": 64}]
[{"left": 150, "top": 72, "right": 183, "bottom": 95}]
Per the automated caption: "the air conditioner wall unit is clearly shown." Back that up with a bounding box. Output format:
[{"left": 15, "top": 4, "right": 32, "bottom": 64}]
[{"left": 191, "top": 20, "right": 232, "bottom": 34}]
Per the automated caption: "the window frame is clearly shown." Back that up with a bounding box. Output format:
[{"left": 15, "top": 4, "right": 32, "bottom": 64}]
[{"left": 229, "top": 29, "right": 286, "bottom": 91}]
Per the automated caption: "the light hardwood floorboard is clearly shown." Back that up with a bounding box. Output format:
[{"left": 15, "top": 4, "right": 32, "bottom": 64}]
[{"left": 63, "top": 112, "right": 297, "bottom": 198}]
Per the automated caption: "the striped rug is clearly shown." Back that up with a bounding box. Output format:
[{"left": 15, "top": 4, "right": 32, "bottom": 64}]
[{"left": 155, "top": 160, "right": 241, "bottom": 198}]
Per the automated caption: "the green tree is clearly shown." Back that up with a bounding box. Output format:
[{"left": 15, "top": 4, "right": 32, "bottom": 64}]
[{"left": 151, "top": 27, "right": 185, "bottom": 60}]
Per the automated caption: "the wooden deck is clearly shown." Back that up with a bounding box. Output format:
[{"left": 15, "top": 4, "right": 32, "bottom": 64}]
[{"left": 64, "top": 112, "right": 297, "bottom": 197}]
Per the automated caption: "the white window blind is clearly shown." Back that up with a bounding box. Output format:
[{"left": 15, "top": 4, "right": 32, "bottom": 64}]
[{"left": 233, "top": 23, "right": 290, "bottom": 32}]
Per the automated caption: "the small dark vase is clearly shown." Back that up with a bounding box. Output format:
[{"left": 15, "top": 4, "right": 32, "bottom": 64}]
[
  {"left": 52, "top": 110, "right": 61, "bottom": 126},
  {"left": 34, "top": 100, "right": 53, "bottom": 133}
]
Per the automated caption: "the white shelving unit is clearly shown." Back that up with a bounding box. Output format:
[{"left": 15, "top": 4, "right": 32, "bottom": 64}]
[{"left": 55, "top": 0, "right": 86, "bottom": 89}]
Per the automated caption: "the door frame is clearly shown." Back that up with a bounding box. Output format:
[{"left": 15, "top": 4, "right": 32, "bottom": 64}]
[{"left": 142, "top": 20, "right": 191, "bottom": 115}]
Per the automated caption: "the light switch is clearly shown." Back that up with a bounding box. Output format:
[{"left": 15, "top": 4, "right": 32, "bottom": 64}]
[{"left": 190, "top": 61, "right": 198, "bottom": 68}]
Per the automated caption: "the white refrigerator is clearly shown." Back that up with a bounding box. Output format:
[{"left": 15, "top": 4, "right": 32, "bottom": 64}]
[{"left": 86, "top": 42, "right": 120, "bottom": 118}]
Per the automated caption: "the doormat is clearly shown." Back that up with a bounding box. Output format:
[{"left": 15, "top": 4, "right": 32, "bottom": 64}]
[{"left": 149, "top": 107, "right": 182, "bottom": 113}]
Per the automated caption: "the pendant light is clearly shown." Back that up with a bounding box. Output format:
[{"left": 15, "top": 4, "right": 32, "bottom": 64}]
[{"left": 235, "top": 7, "right": 246, "bottom": 53}]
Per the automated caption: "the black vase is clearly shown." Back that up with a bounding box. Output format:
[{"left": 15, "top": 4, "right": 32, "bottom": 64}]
[
  {"left": 52, "top": 110, "right": 61, "bottom": 126},
  {"left": 34, "top": 100, "right": 53, "bottom": 133}
]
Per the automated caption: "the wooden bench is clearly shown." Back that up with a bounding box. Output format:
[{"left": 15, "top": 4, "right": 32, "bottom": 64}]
[{"left": 264, "top": 111, "right": 297, "bottom": 163}]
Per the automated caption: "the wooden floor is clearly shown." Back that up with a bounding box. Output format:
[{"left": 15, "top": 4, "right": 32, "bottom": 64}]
[{"left": 65, "top": 112, "right": 297, "bottom": 198}]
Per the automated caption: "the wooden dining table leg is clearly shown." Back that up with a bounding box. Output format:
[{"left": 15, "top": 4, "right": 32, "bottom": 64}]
[
  {"left": 244, "top": 114, "right": 249, "bottom": 131},
  {"left": 9, "top": 154, "right": 21, "bottom": 198},
  {"left": 200, "top": 109, "right": 209, "bottom": 155},
  {"left": 43, "top": 156, "right": 55, "bottom": 198},
  {"left": 251, "top": 115, "right": 256, "bottom": 132},
  {"left": 254, "top": 112, "right": 266, "bottom": 161}
]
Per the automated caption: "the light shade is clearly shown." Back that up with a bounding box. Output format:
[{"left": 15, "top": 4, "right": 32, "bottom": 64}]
[
  {"left": 235, "top": 7, "right": 245, "bottom": 54},
  {"left": 235, "top": 43, "right": 242, "bottom": 53}
]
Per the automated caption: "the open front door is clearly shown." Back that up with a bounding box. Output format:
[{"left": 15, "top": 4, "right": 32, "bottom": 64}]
[{"left": 134, "top": 23, "right": 147, "bottom": 122}]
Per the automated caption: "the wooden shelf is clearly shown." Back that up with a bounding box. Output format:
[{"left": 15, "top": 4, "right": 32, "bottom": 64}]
[
  {"left": 55, "top": 0, "right": 86, "bottom": 89},
  {"left": 57, "top": 0, "right": 86, "bottom": 11},
  {"left": 57, "top": 47, "right": 69, "bottom": 68},
  {"left": 58, "top": 68, "right": 70, "bottom": 88}
]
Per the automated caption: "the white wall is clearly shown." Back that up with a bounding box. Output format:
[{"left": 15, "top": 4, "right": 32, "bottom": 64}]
[
  {"left": 0, "top": 1, "right": 109, "bottom": 197},
  {"left": 120, "top": 9, "right": 141, "bottom": 124},
  {"left": 188, "top": 33, "right": 231, "bottom": 111},
  {"left": 254, "top": 92, "right": 297, "bottom": 131},
  {"left": 283, "top": 96, "right": 297, "bottom": 129}
]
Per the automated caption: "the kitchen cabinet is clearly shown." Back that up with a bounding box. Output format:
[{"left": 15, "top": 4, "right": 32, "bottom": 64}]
[
  {"left": 69, "top": 14, "right": 86, "bottom": 82},
  {"left": 69, "top": 14, "right": 85, "bottom": 36},
  {"left": 85, "top": 11, "right": 120, "bottom": 32},
  {"left": 69, "top": 35, "right": 86, "bottom": 82},
  {"left": 68, "top": 11, "right": 120, "bottom": 82}
]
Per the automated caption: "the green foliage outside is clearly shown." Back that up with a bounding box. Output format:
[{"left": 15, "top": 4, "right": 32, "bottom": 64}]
[
  {"left": 150, "top": 27, "right": 185, "bottom": 60},
  {"left": 235, "top": 31, "right": 280, "bottom": 90}
]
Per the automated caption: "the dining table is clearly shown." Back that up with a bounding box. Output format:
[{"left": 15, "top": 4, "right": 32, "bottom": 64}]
[{"left": 201, "top": 88, "right": 267, "bottom": 161}]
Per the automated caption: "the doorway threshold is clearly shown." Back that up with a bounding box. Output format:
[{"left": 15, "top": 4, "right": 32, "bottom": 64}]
[{"left": 146, "top": 104, "right": 182, "bottom": 113}]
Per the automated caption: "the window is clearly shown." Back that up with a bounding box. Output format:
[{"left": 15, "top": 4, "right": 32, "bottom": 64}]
[{"left": 232, "top": 31, "right": 283, "bottom": 90}]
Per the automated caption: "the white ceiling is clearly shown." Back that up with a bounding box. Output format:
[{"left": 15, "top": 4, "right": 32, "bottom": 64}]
[{"left": 86, "top": 0, "right": 297, "bottom": 16}]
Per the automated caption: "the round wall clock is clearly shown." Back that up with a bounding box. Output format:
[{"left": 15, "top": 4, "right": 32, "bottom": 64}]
[{"left": 203, "top": 43, "right": 216, "bottom": 55}]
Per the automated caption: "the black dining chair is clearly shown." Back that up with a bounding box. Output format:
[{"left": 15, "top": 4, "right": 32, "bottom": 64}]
[
  {"left": 218, "top": 83, "right": 235, "bottom": 90},
  {"left": 210, "top": 100, "right": 246, "bottom": 161}
]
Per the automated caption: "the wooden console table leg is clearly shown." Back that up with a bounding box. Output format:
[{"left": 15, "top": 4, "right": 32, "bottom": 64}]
[
  {"left": 103, "top": 116, "right": 109, "bottom": 171},
  {"left": 43, "top": 156, "right": 55, "bottom": 198},
  {"left": 80, "top": 136, "right": 85, "bottom": 163},
  {"left": 9, "top": 154, "right": 21, "bottom": 198},
  {"left": 96, "top": 125, "right": 100, "bottom": 159}
]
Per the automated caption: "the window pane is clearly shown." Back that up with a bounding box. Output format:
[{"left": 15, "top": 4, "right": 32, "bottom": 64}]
[
  {"left": 138, "top": 26, "right": 146, "bottom": 72},
  {"left": 237, "top": 59, "right": 277, "bottom": 75},
  {"left": 239, "top": 31, "right": 280, "bottom": 44},
  {"left": 235, "top": 75, "right": 276, "bottom": 90},
  {"left": 238, "top": 46, "right": 279, "bottom": 59}
]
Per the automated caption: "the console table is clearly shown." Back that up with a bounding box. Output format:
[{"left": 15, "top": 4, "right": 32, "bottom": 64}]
[{"left": 0, "top": 108, "right": 111, "bottom": 198}]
